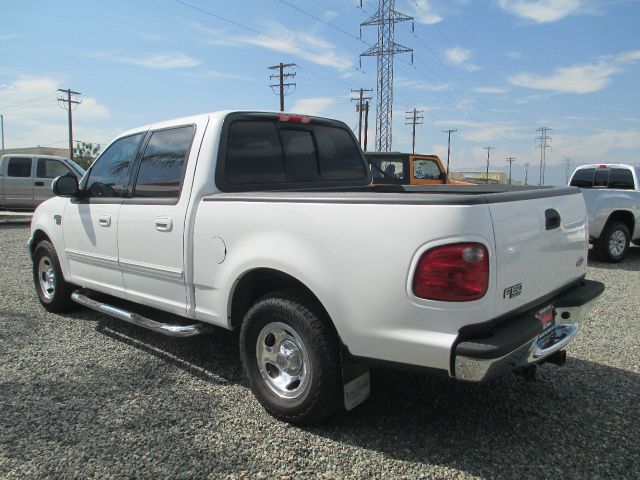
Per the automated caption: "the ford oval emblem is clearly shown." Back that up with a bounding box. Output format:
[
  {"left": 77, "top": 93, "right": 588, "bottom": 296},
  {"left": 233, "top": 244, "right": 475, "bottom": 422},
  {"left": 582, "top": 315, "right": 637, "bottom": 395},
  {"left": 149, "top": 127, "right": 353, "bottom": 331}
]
[{"left": 576, "top": 256, "right": 584, "bottom": 267}]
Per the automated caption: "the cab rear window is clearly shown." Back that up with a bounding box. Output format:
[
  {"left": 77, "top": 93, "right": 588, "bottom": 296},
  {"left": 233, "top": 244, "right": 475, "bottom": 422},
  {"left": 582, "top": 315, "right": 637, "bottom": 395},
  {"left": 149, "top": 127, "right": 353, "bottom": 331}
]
[
  {"left": 223, "top": 119, "right": 366, "bottom": 188},
  {"left": 570, "top": 167, "right": 636, "bottom": 189}
]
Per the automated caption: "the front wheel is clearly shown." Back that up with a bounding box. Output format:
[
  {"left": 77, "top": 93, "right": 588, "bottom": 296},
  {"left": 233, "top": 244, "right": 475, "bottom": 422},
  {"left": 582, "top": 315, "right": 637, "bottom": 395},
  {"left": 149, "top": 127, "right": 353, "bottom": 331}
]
[
  {"left": 32, "top": 240, "right": 75, "bottom": 312},
  {"left": 595, "top": 222, "right": 630, "bottom": 263},
  {"left": 239, "top": 291, "right": 342, "bottom": 425}
]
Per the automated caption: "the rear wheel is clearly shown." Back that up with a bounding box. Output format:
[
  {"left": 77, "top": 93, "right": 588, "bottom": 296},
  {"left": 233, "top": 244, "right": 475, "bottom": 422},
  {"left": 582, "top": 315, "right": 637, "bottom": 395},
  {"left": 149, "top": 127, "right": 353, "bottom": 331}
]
[
  {"left": 239, "top": 291, "right": 342, "bottom": 425},
  {"left": 32, "top": 240, "right": 75, "bottom": 312},
  {"left": 595, "top": 222, "right": 630, "bottom": 263}
]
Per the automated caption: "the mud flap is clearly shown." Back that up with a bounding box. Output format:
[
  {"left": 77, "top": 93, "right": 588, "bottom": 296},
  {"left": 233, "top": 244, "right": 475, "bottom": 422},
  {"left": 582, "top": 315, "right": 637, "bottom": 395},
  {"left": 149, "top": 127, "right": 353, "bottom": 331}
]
[{"left": 341, "top": 350, "right": 370, "bottom": 411}]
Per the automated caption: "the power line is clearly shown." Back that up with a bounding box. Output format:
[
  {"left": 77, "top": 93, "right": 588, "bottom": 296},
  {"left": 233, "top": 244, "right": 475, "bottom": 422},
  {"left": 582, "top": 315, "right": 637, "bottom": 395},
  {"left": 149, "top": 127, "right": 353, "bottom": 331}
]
[
  {"left": 524, "top": 162, "right": 530, "bottom": 185},
  {"left": 351, "top": 88, "right": 373, "bottom": 147},
  {"left": 536, "top": 126, "right": 552, "bottom": 185},
  {"left": 483, "top": 146, "right": 495, "bottom": 184},
  {"left": 405, "top": 108, "right": 424, "bottom": 154},
  {"left": 268, "top": 63, "right": 297, "bottom": 112}
]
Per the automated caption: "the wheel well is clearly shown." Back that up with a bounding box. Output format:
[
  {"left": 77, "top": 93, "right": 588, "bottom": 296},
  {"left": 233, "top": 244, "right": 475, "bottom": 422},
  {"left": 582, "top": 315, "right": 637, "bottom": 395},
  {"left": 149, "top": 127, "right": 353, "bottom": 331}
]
[
  {"left": 605, "top": 211, "right": 634, "bottom": 236},
  {"left": 30, "top": 230, "right": 51, "bottom": 256},
  {"left": 229, "top": 268, "right": 335, "bottom": 333}
]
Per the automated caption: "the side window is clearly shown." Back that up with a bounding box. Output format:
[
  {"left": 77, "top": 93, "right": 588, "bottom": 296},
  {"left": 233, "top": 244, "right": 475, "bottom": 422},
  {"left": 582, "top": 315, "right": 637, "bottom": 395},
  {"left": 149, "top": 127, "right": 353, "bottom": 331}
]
[
  {"left": 36, "top": 159, "right": 72, "bottom": 179},
  {"left": 608, "top": 168, "right": 635, "bottom": 189},
  {"left": 314, "top": 126, "right": 366, "bottom": 180},
  {"left": 569, "top": 168, "right": 595, "bottom": 188},
  {"left": 281, "top": 129, "right": 319, "bottom": 182},
  {"left": 413, "top": 159, "right": 443, "bottom": 180},
  {"left": 226, "top": 121, "right": 286, "bottom": 184},
  {"left": 593, "top": 169, "right": 609, "bottom": 187},
  {"left": 133, "top": 126, "right": 195, "bottom": 198},
  {"left": 85, "top": 133, "right": 143, "bottom": 198},
  {"left": 7, "top": 158, "right": 32, "bottom": 177}
]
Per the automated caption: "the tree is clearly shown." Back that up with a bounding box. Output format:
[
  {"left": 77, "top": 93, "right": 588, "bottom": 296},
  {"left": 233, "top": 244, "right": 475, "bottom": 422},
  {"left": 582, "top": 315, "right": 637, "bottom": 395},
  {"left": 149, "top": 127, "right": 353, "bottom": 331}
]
[{"left": 73, "top": 141, "right": 101, "bottom": 169}]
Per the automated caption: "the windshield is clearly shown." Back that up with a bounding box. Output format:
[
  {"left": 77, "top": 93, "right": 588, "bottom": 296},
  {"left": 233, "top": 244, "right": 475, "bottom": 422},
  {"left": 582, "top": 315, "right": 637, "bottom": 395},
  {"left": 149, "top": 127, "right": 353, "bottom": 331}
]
[{"left": 368, "top": 157, "right": 406, "bottom": 182}]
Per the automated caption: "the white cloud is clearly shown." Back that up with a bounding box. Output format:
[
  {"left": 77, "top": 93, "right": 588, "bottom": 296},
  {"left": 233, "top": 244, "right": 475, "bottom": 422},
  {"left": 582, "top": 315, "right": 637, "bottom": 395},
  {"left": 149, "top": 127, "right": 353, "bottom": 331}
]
[
  {"left": 508, "top": 48, "right": 640, "bottom": 94},
  {"left": 474, "top": 86, "right": 510, "bottom": 94},
  {"left": 183, "top": 69, "right": 255, "bottom": 82},
  {"left": 195, "top": 21, "right": 352, "bottom": 72},
  {"left": 445, "top": 47, "right": 472, "bottom": 65},
  {"left": 506, "top": 51, "right": 524, "bottom": 60},
  {"left": 290, "top": 97, "right": 336, "bottom": 116},
  {"left": 121, "top": 53, "right": 202, "bottom": 69},
  {"left": 395, "top": 77, "right": 451, "bottom": 91},
  {"left": 434, "top": 119, "right": 530, "bottom": 143},
  {"left": 0, "top": 76, "right": 111, "bottom": 149},
  {"left": 554, "top": 129, "right": 640, "bottom": 159},
  {"left": 411, "top": 0, "right": 444, "bottom": 24},
  {"left": 0, "top": 34, "right": 17, "bottom": 41},
  {"left": 497, "top": 0, "right": 586, "bottom": 23}
]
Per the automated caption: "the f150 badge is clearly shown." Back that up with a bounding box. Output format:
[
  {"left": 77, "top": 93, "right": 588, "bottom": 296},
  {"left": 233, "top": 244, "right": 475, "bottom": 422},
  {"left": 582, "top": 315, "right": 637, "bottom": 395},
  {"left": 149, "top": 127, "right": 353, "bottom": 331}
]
[{"left": 504, "top": 283, "right": 523, "bottom": 299}]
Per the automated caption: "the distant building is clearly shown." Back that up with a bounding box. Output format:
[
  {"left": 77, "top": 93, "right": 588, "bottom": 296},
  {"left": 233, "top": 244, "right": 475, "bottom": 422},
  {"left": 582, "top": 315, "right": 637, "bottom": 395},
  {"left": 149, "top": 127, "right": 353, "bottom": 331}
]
[
  {"left": 1, "top": 146, "right": 70, "bottom": 158},
  {"left": 450, "top": 171, "right": 512, "bottom": 185}
]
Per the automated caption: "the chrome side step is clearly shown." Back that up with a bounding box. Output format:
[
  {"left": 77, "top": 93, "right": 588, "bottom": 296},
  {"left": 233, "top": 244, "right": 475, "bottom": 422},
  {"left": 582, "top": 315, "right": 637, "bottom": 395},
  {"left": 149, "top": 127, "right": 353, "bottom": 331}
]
[{"left": 71, "top": 289, "right": 212, "bottom": 337}]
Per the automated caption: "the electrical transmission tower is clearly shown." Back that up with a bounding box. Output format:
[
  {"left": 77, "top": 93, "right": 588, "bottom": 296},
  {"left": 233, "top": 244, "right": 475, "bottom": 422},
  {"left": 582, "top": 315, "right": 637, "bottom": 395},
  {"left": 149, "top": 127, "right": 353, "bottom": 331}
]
[
  {"left": 405, "top": 108, "right": 423, "bottom": 154},
  {"left": 351, "top": 88, "right": 373, "bottom": 148},
  {"left": 360, "top": 0, "right": 413, "bottom": 152},
  {"left": 524, "top": 162, "right": 530, "bottom": 185},
  {"left": 442, "top": 129, "right": 457, "bottom": 177},
  {"left": 536, "top": 126, "right": 552, "bottom": 185},
  {"left": 269, "top": 63, "right": 297, "bottom": 112},
  {"left": 57, "top": 89, "right": 82, "bottom": 162},
  {"left": 565, "top": 157, "right": 572, "bottom": 184},
  {"left": 506, "top": 156, "right": 516, "bottom": 185},
  {"left": 483, "top": 146, "right": 494, "bottom": 184}
]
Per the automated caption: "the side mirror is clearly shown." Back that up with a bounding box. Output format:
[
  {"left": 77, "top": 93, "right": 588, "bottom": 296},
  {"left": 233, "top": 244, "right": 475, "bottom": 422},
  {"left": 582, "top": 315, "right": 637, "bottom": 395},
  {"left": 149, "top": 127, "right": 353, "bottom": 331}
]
[{"left": 52, "top": 175, "right": 79, "bottom": 197}]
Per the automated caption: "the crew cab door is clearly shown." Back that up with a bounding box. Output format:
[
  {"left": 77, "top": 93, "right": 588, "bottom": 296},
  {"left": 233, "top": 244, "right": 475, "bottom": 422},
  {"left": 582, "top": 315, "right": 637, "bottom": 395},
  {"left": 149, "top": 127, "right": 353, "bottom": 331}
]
[
  {"left": 117, "top": 122, "right": 203, "bottom": 315},
  {"left": 2, "top": 156, "right": 34, "bottom": 208},
  {"left": 34, "top": 158, "right": 75, "bottom": 207},
  {"left": 63, "top": 133, "right": 145, "bottom": 296}
]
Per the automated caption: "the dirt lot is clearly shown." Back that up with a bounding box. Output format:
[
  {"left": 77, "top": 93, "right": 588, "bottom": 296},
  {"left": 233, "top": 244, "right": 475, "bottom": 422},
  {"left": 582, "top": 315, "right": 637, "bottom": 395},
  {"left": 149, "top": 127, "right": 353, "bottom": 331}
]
[{"left": 1, "top": 223, "right": 639, "bottom": 479}]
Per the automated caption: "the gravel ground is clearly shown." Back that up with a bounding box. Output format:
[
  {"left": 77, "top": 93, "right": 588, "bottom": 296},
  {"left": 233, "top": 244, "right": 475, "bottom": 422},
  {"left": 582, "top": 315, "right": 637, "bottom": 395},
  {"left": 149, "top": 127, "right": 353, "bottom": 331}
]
[{"left": 1, "top": 223, "right": 638, "bottom": 479}]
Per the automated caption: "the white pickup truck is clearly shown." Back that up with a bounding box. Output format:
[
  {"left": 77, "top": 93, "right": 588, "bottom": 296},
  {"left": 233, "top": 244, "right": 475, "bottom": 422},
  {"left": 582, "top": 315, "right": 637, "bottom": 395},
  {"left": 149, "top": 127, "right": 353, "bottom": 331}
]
[
  {"left": 569, "top": 163, "right": 640, "bottom": 262},
  {"left": 29, "top": 111, "right": 604, "bottom": 424}
]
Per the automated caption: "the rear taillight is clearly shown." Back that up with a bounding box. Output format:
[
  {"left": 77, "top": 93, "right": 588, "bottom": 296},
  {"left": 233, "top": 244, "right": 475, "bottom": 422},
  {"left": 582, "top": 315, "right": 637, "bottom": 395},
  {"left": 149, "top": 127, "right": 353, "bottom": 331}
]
[{"left": 413, "top": 243, "right": 489, "bottom": 301}]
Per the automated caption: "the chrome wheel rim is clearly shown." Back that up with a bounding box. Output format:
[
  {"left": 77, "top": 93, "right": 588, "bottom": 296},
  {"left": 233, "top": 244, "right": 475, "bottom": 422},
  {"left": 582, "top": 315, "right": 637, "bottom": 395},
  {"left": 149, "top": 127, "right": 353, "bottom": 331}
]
[
  {"left": 256, "top": 321, "right": 311, "bottom": 399},
  {"left": 609, "top": 230, "right": 627, "bottom": 257},
  {"left": 38, "top": 256, "right": 56, "bottom": 301}
]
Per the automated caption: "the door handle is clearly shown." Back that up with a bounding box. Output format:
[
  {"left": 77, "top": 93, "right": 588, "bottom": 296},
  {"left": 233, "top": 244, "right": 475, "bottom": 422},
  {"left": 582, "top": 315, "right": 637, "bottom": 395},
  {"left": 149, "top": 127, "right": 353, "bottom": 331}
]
[
  {"left": 545, "top": 209, "right": 561, "bottom": 230},
  {"left": 35, "top": 181, "right": 44, "bottom": 186},
  {"left": 155, "top": 217, "right": 173, "bottom": 232},
  {"left": 98, "top": 215, "right": 111, "bottom": 227}
]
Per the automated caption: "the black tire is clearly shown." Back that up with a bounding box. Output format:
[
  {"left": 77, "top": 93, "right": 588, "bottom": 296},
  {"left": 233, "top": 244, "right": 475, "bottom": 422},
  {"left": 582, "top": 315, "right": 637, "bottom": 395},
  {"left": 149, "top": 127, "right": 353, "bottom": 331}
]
[
  {"left": 239, "top": 290, "right": 342, "bottom": 425},
  {"left": 595, "top": 222, "right": 630, "bottom": 263},
  {"left": 32, "top": 240, "right": 75, "bottom": 312}
]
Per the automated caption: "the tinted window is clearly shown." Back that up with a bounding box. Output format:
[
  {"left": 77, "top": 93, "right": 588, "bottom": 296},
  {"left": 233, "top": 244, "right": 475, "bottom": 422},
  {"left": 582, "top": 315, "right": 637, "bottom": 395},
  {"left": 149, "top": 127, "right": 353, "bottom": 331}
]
[
  {"left": 413, "top": 158, "right": 443, "bottom": 180},
  {"left": 594, "top": 169, "right": 609, "bottom": 187},
  {"left": 133, "top": 126, "right": 195, "bottom": 198},
  {"left": 315, "top": 126, "right": 366, "bottom": 180},
  {"left": 608, "top": 168, "right": 635, "bottom": 189},
  {"left": 226, "top": 121, "right": 286, "bottom": 184},
  {"left": 86, "top": 133, "right": 143, "bottom": 198},
  {"left": 570, "top": 168, "right": 595, "bottom": 188},
  {"left": 36, "top": 159, "right": 72, "bottom": 178},
  {"left": 281, "top": 129, "right": 319, "bottom": 182},
  {"left": 7, "top": 157, "right": 31, "bottom": 177}
]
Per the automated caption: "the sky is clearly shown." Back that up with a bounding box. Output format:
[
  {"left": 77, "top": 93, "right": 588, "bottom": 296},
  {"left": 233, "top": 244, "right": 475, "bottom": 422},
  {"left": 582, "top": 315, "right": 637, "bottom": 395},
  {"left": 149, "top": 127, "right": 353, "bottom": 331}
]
[{"left": 1, "top": 0, "right": 639, "bottom": 185}]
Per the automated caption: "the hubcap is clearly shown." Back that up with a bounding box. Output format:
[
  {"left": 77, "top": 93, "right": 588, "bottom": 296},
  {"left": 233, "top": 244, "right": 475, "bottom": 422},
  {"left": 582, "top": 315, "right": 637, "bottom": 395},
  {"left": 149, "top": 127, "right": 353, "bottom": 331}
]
[
  {"left": 256, "top": 321, "right": 310, "bottom": 399},
  {"left": 38, "top": 256, "right": 56, "bottom": 301},
  {"left": 609, "top": 230, "right": 627, "bottom": 257}
]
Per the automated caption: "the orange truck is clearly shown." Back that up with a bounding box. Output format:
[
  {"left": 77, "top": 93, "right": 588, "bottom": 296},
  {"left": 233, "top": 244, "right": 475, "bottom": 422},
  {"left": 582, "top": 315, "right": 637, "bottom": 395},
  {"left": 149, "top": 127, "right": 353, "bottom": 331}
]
[{"left": 366, "top": 152, "right": 471, "bottom": 185}]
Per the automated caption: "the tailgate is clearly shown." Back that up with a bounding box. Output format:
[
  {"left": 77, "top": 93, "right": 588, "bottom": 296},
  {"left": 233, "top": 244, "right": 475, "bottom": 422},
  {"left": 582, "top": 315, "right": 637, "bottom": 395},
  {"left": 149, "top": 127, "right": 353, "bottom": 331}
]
[{"left": 489, "top": 189, "right": 588, "bottom": 317}]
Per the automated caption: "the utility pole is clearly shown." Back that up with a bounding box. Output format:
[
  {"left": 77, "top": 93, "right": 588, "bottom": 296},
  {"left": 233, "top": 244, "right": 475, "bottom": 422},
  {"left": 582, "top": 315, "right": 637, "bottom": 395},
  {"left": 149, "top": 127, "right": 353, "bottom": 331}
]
[
  {"left": 268, "top": 63, "right": 297, "bottom": 112},
  {"left": 536, "top": 126, "right": 552, "bottom": 185},
  {"left": 57, "top": 89, "right": 82, "bottom": 161},
  {"left": 524, "top": 162, "right": 530, "bottom": 185},
  {"left": 360, "top": 0, "right": 413, "bottom": 152},
  {"left": 483, "top": 146, "right": 494, "bottom": 184},
  {"left": 363, "top": 100, "right": 370, "bottom": 151},
  {"left": 506, "top": 156, "right": 516, "bottom": 185},
  {"left": 405, "top": 108, "right": 424, "bottom": 154},
  {"left": 442, "top": 129, "right": 457, "bottom": 177},
  {"left": 565, "top": 157, "right": 572, "bottom": 184},
  {"left": 351, "top": 88, "right": 373, "bottom": 148},
  {"left": 0, "top": 114, "right": 4, "bottom": 154}
]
